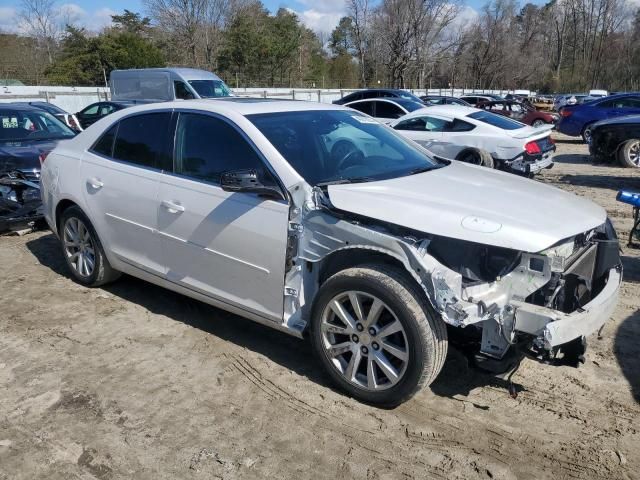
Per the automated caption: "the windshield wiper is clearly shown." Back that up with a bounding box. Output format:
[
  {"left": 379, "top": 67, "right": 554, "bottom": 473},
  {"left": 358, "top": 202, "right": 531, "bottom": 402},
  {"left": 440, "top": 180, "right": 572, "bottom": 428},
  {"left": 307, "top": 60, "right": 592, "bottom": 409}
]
[
  {"left": 407, "top": 165, "right": 439, "bottom": 175},
  {"left": 316, "top": 176, "right": 377, "bottom": 187}
]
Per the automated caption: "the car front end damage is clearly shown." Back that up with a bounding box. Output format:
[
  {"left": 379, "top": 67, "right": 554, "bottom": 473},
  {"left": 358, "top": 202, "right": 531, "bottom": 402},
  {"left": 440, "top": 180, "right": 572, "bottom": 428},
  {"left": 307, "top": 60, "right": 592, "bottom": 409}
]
[{"left": 280, "top": 185, "right": 621, "bottom": 368}]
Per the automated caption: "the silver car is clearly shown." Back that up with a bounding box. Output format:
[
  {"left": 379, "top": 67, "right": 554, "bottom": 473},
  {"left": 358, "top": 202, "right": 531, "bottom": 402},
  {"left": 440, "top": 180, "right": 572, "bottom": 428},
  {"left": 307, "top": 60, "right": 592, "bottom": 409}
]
[{"left": 39, "top": 99, "right": 622, "bottom": 406}]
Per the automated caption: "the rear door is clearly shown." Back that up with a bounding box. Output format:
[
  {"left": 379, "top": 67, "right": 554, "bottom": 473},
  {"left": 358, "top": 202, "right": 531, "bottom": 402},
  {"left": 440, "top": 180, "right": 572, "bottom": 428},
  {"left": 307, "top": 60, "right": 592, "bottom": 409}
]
[
  {"left": 157, "top": 111, "right": 290, "bottom": 321},
  {"left": 81, "top": 111, "right": 172, "bottom": 275}
]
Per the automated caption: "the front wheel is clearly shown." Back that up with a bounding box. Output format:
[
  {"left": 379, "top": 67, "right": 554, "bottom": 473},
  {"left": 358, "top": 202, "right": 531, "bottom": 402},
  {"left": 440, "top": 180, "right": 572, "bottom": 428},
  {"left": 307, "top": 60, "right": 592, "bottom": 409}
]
[
  {"left": 618, "top": 139, "right": 640, "bottom": 168},
  {"left": 310, "top": 265, "right": 448, "bottom": 406},
  {"left": 582, "top": 125, "right": 594, "bottom": 144}
]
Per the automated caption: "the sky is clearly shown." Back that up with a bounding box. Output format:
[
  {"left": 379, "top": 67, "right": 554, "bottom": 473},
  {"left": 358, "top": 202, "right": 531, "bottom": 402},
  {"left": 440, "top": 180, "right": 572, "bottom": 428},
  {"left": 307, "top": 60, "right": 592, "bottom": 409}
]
[{"left": 0, "top": 0, "right": 521, "bottom": 36}]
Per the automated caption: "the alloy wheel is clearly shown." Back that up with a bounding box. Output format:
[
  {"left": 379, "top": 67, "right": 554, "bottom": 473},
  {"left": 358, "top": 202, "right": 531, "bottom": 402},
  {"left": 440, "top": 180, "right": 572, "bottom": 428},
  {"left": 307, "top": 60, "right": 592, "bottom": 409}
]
[
  {"left": 63, "top": 217, "right": 96, "bottom": 278},
  {"left": 320, "top": 291, "right": 409, "bottom": 391},
  {"left": 628, "top": 141, "right": 640, "bottom": 167}
]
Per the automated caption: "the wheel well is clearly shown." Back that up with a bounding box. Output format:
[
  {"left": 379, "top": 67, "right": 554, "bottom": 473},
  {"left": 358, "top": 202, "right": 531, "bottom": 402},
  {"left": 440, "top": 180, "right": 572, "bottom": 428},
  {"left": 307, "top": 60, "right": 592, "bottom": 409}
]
[
  {"left": 318, "top": 248, "right": 408, "bottom": 286},
  {"left": 55, "top": 199, "right": 78, "bottom": 233},
  {"left": 455, "top": 148, "right": 478, "bottom": 160}
]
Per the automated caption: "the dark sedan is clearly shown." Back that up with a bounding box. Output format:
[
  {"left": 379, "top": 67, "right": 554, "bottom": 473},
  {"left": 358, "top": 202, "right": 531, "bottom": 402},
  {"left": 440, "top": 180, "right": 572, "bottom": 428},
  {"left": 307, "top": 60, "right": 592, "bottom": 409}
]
[
  {"left": 75, "top": 100, "right": 138, "bottom": 129},
  {"left": 333, "top": 89, "right": 424, "bottom": 105},
  {"left": 0, "top": 104, "right": 76, "bottom": 180},
  {"left": 12, "top": 101, "right": 82, "bottom": 132},
  {"left": 589, "top": 115, "right": 640, "bottom": 168}
]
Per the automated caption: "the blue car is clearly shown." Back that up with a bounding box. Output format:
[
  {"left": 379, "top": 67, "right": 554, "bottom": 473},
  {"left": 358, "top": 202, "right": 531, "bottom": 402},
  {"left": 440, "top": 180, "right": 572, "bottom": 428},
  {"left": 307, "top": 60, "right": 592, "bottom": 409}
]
[{"left": 557, "top": 93, "right": 640, "bottom": 142}]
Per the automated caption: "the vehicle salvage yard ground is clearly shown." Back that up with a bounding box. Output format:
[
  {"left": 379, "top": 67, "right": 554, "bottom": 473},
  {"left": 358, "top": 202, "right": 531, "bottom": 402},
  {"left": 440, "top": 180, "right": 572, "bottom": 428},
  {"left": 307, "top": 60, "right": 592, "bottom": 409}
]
[{"left": 1, "top": 133, "right": 639, "bottom": 480}]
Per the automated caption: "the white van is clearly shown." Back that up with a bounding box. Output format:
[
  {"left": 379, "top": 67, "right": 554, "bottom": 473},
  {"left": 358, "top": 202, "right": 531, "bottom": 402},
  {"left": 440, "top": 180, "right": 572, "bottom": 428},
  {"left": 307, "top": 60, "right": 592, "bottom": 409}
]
[
  {"left": 588, "top": 89, "right": 608, "bottom": 98},
  {"left": 110, "top": 68, "right": 232, "bottom": 102}
]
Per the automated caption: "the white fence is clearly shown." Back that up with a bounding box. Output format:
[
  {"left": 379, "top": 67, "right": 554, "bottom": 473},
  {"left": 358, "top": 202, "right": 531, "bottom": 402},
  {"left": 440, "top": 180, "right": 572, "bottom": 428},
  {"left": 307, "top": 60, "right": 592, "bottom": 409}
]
[{"left": 0, "top": 85, "right": 517, "bottom": 113}]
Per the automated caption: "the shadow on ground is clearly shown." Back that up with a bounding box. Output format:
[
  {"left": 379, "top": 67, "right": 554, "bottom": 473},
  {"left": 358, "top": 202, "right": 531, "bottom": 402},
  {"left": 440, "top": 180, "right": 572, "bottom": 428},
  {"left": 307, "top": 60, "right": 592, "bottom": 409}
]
[
  {"left": 614, "top": 309, "right": 640, "bottom": 403},
  {"left": 622, "top": 255, "right": 640, "bottom": 283},
  {"left": 553, "top": 173, "right": 640, "bottom": 191},
  {"left": 26, "top": 233, "right": 516, "bottom": 407}
]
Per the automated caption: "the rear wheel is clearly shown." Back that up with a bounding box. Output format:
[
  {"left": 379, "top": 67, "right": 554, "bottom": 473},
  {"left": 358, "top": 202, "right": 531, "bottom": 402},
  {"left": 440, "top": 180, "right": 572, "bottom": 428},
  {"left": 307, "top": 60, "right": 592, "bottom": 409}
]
[
  {"left": 310, "top": 264, "right": 448, "bottom": 406},
  {"left": 532, "top": 119, "right": 546, "bottom": 128},
  {"left": 582, "top": 124, "right": 594, "bottom": 144},
  {"left": 457, "top": 148, "right": 494, "bottom": 168},
  {"left": 618, "top": 139, "right": 640, "bottom": 168},
  {"left": 60, "top": 206, "right": 121, "bottom": 286}
]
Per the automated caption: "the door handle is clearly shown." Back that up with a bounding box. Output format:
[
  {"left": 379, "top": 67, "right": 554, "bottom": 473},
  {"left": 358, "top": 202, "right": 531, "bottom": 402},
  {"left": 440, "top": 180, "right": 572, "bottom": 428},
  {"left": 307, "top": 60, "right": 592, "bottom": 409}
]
[
  {"left": 88, "top": 178, "right": 104, "bottom": 189},
  {"left": 161, "top": 200, "right": 185, "bottom": 213}
]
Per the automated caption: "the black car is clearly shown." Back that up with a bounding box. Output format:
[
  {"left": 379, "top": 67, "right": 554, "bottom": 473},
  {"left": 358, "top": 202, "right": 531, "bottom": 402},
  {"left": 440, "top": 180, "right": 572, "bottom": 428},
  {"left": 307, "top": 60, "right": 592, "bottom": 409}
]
[
  {"left": 420, "top": 95, "right": 471, "bottom": 106},
  {"left": 75, "top": 101, "right": 138, "bottom": 129},
  {"left": 333, "top": 89, "right": 424, "bottom": 105},
  {"left": 589, "top": 115, "right": 640, "bottom": 168},
  {"left": 0, "top": 104, "right": 76, "bottom": 180},
  {"left": 12, "top": 101, "right": 82, "bottom": 132}
]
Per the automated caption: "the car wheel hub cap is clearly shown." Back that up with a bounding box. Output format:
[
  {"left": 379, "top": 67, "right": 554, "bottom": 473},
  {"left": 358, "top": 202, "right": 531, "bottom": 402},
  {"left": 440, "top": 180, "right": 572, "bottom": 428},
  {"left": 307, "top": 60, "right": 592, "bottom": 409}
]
[
  {"left": 63, "top": 217, "right": 95, "bottom": 278},
  {"left": 320, "top": 291, "right": 409, "bottom": 391}
]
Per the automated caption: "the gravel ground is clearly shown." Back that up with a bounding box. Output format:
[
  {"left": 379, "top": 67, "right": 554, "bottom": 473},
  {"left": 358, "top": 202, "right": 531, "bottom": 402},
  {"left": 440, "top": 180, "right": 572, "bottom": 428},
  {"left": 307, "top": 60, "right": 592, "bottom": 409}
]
[{"left": 1, "top": 133, "right": 639, "bottom": 480}]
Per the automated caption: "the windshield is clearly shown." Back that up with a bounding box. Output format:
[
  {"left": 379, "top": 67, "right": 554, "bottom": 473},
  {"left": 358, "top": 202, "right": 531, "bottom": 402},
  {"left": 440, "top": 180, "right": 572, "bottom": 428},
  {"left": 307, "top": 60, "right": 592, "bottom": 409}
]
[
  {"left": 248, "top": 110, "right": 441, "bottom": 186},
  {"left": 467, "top": 111, "right": 525, "bottom": 130},
  {"left": 188, "top": 80, "right": 232, "bottom": 98},
  {"left": 0, "top": 109, "right": 75, "bottom": 142},
  {"left": 396, "top": 91, "right": 423, "bottom": 103}
]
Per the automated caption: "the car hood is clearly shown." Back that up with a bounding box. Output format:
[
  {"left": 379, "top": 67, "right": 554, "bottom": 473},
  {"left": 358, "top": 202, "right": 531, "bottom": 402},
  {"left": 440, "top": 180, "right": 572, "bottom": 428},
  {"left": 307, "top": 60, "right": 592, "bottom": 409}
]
[
  {"left": 0, "top": 139, "right": 63, "bottom": 173},
  {"left": 327, "top": 162, "right": 606, "bottom": 252},
  {"left": 593, "top": 114, "right": 640, "bottom": 128}
]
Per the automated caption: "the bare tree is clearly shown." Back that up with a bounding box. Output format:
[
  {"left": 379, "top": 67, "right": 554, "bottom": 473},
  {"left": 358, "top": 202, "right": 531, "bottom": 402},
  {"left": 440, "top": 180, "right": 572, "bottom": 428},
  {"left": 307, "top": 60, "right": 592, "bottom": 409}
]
[{"left": 19, "top": 0, "right": 61, "bottom": 64}]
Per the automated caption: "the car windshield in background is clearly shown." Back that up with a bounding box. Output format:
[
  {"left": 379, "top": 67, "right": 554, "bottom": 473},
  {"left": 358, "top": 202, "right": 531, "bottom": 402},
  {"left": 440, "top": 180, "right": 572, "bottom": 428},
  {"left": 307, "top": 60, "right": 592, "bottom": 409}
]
[
  {"left": 248, "top": 110, "right": 441, "bottom": 186},
  {"left": 188, "top": 80, "right": 232, "bottom": 98},
  {"left": 397, "top": 92, "right": 424, "bottom": 103},
  {"left": 467, "top": 111, "right": 525, "bottom": 130},
  {"left": 0, "top": 110, "right": 75, "bottom": 142}
]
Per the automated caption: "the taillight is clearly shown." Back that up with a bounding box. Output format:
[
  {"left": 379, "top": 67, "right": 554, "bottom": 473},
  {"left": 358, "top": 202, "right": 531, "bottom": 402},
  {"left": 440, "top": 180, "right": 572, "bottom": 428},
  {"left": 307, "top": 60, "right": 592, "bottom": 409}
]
[
  {"left": 560, "top": 109, "right": 573, "bottom": 117},
  {"left": 525, "top": 141, "right": 541, "bottom": 155},
  {"left": 39, "top": 151, "right": 51, "bottom": 166}
]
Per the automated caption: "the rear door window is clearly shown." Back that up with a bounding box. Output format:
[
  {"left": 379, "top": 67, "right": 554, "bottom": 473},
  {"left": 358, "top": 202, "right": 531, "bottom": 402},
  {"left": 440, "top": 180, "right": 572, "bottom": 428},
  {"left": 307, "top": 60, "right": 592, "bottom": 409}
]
[
  {"left": 112, "top": 112, "right": 172, "bottom": 169},
  {"left": 91, "top": 124, "right": 118, "bottom": 157},
  {"left": 375, "top": 101, "right": 404, "bottom": 119},
  {"left": 348, "top": 101, "right": 374, "bottom": 116},
  {"left": 467, "top": 111, "right": 524, "bottom": 130}
]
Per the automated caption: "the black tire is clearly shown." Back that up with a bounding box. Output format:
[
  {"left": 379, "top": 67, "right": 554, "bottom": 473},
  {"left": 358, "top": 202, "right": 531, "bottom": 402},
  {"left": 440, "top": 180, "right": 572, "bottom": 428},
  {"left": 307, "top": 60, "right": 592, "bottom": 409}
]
[
  {"left": 310, "top": 264, "right": 448, "bottom": 407},
  {"left": 617, "top": 139, "right": 640, "bottom": 168},
  {"left": 59, "top": 205, "right": 121, "bottom": 287},
  {"left": 532, "top": 119, "right": 546, "bottom": 128},
  {"left": 456, "top": 148, "right": 495, "bottom": 168}
]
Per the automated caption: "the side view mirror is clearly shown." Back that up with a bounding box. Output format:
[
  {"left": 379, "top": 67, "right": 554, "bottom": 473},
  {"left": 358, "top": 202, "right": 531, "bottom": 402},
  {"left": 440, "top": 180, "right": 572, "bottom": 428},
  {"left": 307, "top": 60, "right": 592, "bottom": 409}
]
[{"left": 220, "top": 169, "right": 284, "bottom": 200}]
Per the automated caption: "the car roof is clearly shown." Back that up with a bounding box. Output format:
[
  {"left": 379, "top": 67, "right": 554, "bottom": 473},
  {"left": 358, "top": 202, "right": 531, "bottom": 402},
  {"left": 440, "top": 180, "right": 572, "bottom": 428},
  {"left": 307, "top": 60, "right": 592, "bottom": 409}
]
[
  {"left": 110, "top": 98, "right": 351, "bottom": 117},
  {"left": 0, "top": 103, "right": 43, "bottom": 112},
  {"left": 403, "top": 104, "right": 479, "bottom": 118}
]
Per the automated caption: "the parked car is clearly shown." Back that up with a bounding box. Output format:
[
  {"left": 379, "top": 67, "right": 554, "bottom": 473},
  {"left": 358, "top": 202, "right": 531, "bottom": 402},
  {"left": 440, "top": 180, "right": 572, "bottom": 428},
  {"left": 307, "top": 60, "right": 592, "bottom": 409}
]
[
  {"left": 40, "top": 99, "right": 621, "bottom": 405},
  {"left": 477, "top": 100, "right": 559, "bottom": 127},
  {"left": 0, "top": 170, "right": 43, "bottom": 234},
  {"left": 12, "top": 101, "right": 82, "bottom": 132},
  {"left": 110, "top": 68, "right": 233, "bottom": 101},
  {"left": 589, "top": 115, "right": 640, "bottom": 168},
  {"left": 344, "top": 98, "right": 425, "bottom": 123},
  {"left": 75, "top": 101, "right": 138, "bottom": 130},
  {"left": 459, "top": 95, "right": 497, "bottom": 106},
  {"left": 557, "top": 93, "right": 640, "bottom": 142},
  {"left": 553, "top": 94, "right": 588, "bottom": 112},
  {"left": 0, "top": 103, "right": 76, "bottom": 181},
  {"left": 333, "top": 89, "right": 424, "bottom": 106},
  {"left": 391, "top": 105, "right": 555, "bottom": 175},
  {"left": 420, "top": 95, "right": 471, "bottom": 106}
]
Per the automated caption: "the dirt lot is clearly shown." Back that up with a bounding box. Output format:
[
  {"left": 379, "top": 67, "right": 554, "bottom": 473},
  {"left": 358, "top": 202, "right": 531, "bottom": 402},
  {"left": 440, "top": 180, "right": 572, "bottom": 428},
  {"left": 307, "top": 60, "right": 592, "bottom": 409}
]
[{"left": 1, "top": 134, "right": 639, "bottom": 480}]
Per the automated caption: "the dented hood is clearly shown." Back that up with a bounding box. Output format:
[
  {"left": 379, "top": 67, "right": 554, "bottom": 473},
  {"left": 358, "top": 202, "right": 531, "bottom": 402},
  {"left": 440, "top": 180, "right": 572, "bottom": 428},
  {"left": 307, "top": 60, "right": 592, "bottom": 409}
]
[{"left": 327, "top": 162, "right": 606, "bottom": 252}]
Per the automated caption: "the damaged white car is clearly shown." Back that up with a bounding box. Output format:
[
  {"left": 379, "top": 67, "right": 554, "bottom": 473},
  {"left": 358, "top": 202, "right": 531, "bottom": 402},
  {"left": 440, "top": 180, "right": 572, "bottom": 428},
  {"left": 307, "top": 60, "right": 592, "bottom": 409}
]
[
  {"left": 391, "top": 105, "right": 556, "bottom": 175},
  {"left": 40, "top": 100, "right": 622, "bottom": 406}
]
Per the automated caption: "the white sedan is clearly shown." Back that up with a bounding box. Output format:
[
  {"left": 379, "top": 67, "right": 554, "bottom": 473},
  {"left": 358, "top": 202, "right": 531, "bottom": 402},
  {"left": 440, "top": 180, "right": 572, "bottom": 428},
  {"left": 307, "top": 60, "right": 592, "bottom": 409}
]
[{"left": 390, "top": 105, "right": 556, "bottom": 175}]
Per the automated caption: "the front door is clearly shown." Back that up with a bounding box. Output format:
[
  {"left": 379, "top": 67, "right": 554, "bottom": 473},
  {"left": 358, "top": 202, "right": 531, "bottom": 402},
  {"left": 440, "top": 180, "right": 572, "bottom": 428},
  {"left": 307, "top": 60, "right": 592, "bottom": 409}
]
[
  {"left": 81, "top": 112, "right": 172, "bottom": 275},
  {"left": 158, "top": 112, "right": 290, "bottom": 321}
]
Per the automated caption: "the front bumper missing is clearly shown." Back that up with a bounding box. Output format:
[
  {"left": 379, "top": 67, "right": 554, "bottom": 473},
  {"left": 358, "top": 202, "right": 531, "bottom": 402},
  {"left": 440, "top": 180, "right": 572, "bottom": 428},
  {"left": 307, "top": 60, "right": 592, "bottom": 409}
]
[{"left": 512, "top": 266, "right": 621, "bottom": 349}]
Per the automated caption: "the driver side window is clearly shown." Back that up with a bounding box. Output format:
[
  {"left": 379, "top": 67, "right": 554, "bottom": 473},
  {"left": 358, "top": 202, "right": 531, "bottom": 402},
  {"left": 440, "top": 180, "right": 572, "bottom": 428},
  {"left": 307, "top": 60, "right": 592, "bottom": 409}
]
[
  {"left": 175, "top": 81, "right": 195, "bottom": 100},
  {"left": 174, "top": 113, "right": 276, "bottom": 186}
]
